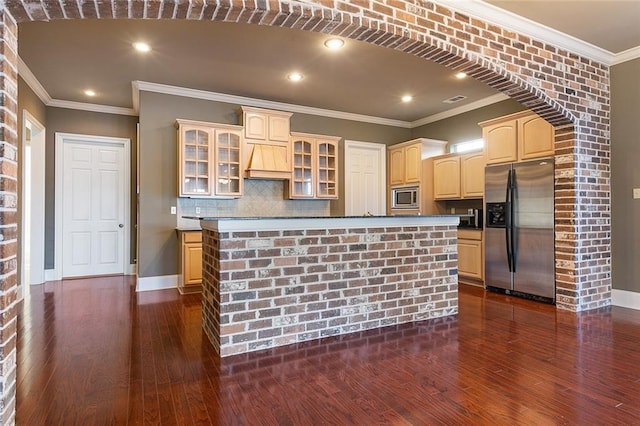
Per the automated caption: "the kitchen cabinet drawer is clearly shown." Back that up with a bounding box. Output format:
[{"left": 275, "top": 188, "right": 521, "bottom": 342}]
[{"left": 458, "top": 229, "right": 482, "bottom": 240}]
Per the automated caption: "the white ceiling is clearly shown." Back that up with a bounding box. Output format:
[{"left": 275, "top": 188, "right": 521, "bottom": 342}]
[{"left": 17, "top": 1, "right": 640, "bottom": 124}]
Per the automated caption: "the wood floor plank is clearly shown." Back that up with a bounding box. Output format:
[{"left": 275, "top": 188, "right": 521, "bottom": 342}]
[{"left": 15, "top": 277, "right": 640, "bottom": 425}]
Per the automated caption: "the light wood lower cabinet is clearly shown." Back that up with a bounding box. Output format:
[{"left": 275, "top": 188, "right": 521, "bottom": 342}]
[
  {"left": 458, "top": 229, "right": 483, "bottom": 285},
  {"left": 178, "top": 230, "right": 202, "bottom": 294}
]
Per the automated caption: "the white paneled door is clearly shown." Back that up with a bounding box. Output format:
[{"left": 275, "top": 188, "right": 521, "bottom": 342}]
[
  {"left": 61, "top": 138, "right": 126, "bottom": 278},
  {"left": 344, "top": 141, "right": 386, "bottom": 216}
]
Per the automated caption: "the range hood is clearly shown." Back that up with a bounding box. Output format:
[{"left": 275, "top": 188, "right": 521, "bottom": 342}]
[{"left": 245, "top": 144, "right": 291, "bottom": 179}]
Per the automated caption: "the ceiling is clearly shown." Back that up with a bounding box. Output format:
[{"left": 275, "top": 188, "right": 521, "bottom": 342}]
[{"left": 17, "top": 1, "right": 640, "bottom": 124}]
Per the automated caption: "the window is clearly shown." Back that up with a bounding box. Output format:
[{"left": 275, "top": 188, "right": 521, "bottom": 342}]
[{"left": 450, "top": 138, "right": 484, "bottom": 153}]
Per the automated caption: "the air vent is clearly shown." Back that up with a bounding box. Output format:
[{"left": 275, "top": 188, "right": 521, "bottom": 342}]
[{"left": 443, "top": 95, "right": 467, "bottom": 104}]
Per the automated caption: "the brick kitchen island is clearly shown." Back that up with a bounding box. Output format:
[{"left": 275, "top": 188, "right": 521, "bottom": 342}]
[{"left": 200, "top": 216, "right": 459, "bottom": 357}]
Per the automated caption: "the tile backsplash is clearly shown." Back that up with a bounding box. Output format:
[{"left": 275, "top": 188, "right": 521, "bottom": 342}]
[{"left": 177, "top": 179, "right": 330, "bottom": 228}]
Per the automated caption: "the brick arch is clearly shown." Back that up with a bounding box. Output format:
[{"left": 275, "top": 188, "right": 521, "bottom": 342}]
[{"left": 0, "top": 0, "right": 610, "bottom": 421}]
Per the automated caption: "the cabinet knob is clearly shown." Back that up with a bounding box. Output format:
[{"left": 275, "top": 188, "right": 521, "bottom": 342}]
[{"left": 119, "top": 224, "right": 124, "bottom": 228}]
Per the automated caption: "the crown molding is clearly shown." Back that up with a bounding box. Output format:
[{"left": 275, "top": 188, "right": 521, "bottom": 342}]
[
  {"left": 411, "top": 93, "right": 510, "bottom": 127},
  {"left": 132, "top": 80, "right": 413, "bottom": 128},
  {"left": 48, "top": 99, "right": 137, "bottom": 116},
  {"left": 438, "top": 0, "right": 618, "bottom": 65},
  {"left": 17, "top": 56, "right": 52, "bottom": 104},
  {"left": 611, "top": 46, "right": 640, "bottom": 66}
]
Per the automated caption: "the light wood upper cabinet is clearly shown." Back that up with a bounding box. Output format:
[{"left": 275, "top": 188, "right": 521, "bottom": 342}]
[
  {"left": 240, "top": 106, "right": 293, "bottom": 179},
  {"left": 460, "top": 152, "right": 485, "bottom": 198},
  {"left": 480, "top": 111, "right": 554, "bottom": 165},
  {"left": 268, "top": 114, "right": 291, "bottom": 142},
  {"left": 316, "top": 138, "right": 338, "bottom": 199},
  {"left": 177, "top": 119, "right": 243, "bottom": 198},
  {"left": 404, "top": 143, "right": 422, "bottom": 184},
  {"left": 518, "top": 114, "right": 554, "bottom": 160},
  {"left": 215, "top": 128, "right": 243, "bottom": 197},
  {"left": 433, "top": 156, "right": 461, "bottom": 200},
  {"left": 387, "top": 141, "right": 424, "bottom": 187},
  {"left": 177, "top": 123, "right": 213, "bottom": 197},
  {"left": 178, "top": 230, "right": 203, "bottom": 294},
  {"left": 244, "top": 111, "right": 268, "bottom": 140},
  {"left": 241, "top": 106, "right": 292, "bottom": 144},
  {"left": 433, "top": 151, "right": 484, "bottom": 200},
  {"left": 287, "top": 132, "right": 339, "bottom": 199},
  {"left": 388, "top": 148, "right": 405, "bottom": 186},
  {"left": 483, "top": 119, "right": 517, "bottom": 165}
]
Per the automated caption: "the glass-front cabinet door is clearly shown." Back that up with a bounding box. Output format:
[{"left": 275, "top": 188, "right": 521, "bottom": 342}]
[
  {"left": 179, "top": 125, "right": 212, "bottom": 196},
  {"left": 288, "top": 133, "right": 340, "bottom": 199},
  {"left": 291, "top": 138, "right": 314, "bottom": 198},
  {"left": 215, "top": 129, "right": 243, "bottom": 196},
  {"left": 316, "top": 139, "right": 338, "bottom": 199},
  {"left": 177, "top": 119, "right": 244, "bottom": 198}
]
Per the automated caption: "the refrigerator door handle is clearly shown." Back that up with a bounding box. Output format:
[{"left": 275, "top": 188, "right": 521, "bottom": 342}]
[
  {"left": 510, "top": 169, "right": 517, "bottom": 272},
  {"left": 505, "top": 169, "right": 513, "bottom": 272}
]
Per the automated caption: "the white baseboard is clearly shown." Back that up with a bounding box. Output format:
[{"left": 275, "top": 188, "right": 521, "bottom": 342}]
[
  {"left": 612, "top": 289, "right": 640, "bottom": 310},
  {"left": 126, "top": 264, "right": 137, "bottom": 275},
  {"left": 136, "top": 274, "right": 178, "bottom": 292},
  {"left": 44, "top": 264, "right": 138, "bottom": 281},
  {"left": 44, "top": 269, "right": 59, "bottom": 281}
]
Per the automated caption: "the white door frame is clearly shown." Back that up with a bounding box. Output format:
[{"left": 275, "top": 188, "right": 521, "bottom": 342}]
[
  {"left": 344, "top": 140, "right": 387, "bottom": 216},
  {"left": 21, "top": 110, "right": 46, "bottom": 294},
  {"left": 54, "top": 132, "right": 131, "bottom": 280}
]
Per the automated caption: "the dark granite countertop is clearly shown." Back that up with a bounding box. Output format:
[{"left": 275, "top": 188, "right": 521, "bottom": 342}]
[{"left": 181, "top": 214, "right": 467, "bottom": 221}]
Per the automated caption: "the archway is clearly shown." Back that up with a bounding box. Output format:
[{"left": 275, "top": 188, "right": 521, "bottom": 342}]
[{"left": 0, "top": 0, "right": 611, "bottom": 422}]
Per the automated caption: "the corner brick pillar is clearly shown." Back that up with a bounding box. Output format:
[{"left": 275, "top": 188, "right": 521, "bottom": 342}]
[{"left": 0, "top": 7, "right": 19, "bottom": 426}]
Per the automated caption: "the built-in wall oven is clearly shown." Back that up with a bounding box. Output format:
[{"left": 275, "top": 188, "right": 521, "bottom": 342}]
[{"left": 391, "top": 185, "right": 419, "bottom": 210}]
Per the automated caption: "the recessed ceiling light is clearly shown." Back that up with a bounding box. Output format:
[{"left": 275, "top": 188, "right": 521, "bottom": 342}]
[
  {"left": 455, "top": 72, "right": 467, "bottom": 79},
  {"left": 401, "top": 95, "right": 413, "bottom": 103},
  {"left": 133, "top": 42, "right": 151, "bottom": 53},
  {"left": 324, "top": 38, "right": 345, "bottom": 50},
  {"left": 84, "top": 89, "right": 96, "bottom": 97},
  {"left": 287, "top": 72, "right": 303, "bottom": 82}
]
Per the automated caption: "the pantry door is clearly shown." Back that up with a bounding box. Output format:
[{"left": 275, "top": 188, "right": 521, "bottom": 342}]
[
  {"left": 56, "top": 133, "right": 130, "bottom": 278},
  {"left": 344, "top": 141, "right": 386, "bottom": 216}
]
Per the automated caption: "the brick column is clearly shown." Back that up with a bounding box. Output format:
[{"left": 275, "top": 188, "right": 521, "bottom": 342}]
[{"left": 0, "top": 8, "right": 19, "bottom": 426}]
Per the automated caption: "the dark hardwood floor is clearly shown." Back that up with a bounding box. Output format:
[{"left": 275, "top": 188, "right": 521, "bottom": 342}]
[{"left": 16, "top": 276, "right": 640, "bottom": 425}]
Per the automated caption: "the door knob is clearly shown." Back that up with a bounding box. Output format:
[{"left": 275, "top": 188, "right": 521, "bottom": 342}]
[{"left": 119, "top": 224, "right": 124, "bottom": 228}]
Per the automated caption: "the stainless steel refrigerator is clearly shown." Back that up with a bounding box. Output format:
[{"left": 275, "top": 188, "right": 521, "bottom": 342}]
[{"left": 484, "top": 158, "right": 555, "bottom": 301}]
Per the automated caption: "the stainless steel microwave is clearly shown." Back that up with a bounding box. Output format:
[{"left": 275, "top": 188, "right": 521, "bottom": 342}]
[{"left": 391, "top": 186, "right": 419, "bottom": 209}]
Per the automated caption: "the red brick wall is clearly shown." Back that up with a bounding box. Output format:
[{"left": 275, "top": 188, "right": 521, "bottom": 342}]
[
  {"left": 0, "top": 8, "right": 18, "bottom": 425},
  {"left": 202, "top": 225, "right": 458, "bottom": 356},
  {"left": 0, "top": 0, "right": 612, "bottom": 421}
]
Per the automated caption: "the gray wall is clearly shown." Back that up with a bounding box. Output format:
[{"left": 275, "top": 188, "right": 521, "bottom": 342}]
[
  {"left": 411, "top": 99, "right": 526, "bottom": 147},
  {"left": 611, "top": 57, "right": 640, "bottom": 293},
  {"left": 137, "top": 91, "right": 411, "bottom": 278},
  {"left": 44, "top": 107, "right": 138, "bottom": 268}
]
